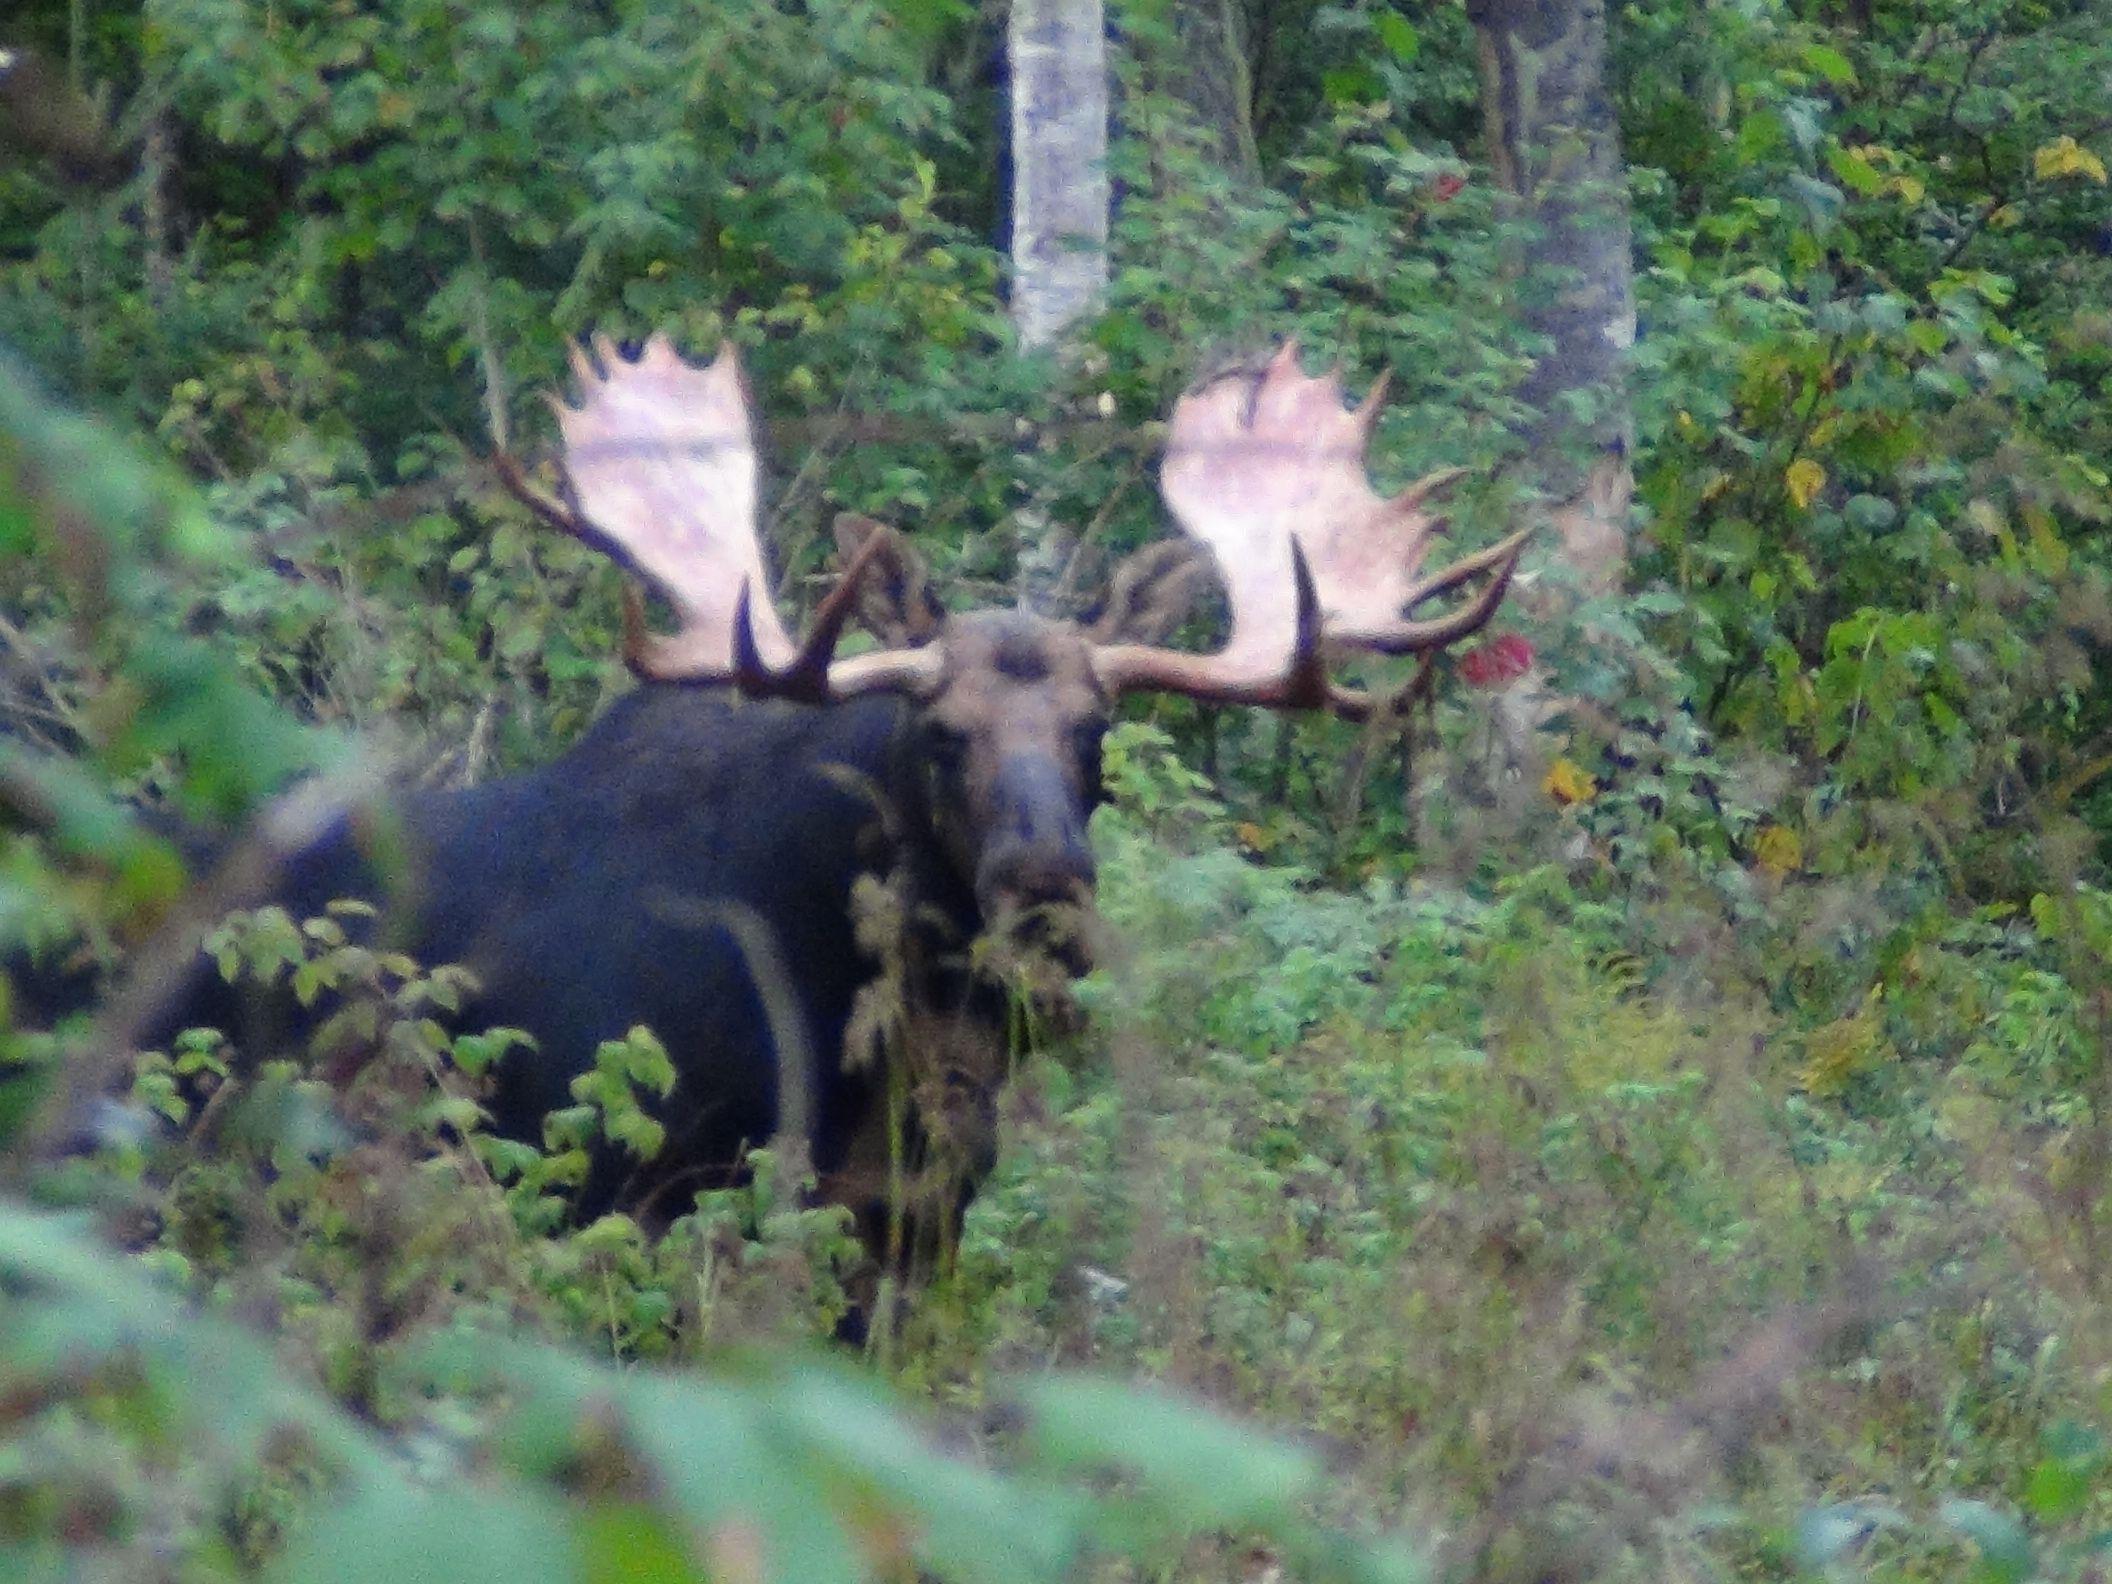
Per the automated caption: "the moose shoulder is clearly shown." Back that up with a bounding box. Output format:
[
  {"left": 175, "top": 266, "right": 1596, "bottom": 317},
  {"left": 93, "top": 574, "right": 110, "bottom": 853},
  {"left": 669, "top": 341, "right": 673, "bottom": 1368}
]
[{"left": 145, "top": 332, "right": 1530, "bottom": 1255}]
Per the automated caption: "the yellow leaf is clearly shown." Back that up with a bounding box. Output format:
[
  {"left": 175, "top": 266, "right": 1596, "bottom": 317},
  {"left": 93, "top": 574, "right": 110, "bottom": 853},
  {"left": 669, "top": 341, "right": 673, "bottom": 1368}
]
[
  {"left": 1543, "top": 758, "right": 1597, "bottom": 806},
  {"left": 1752, "top": 824, "right": 1804, "bottom": 878},
  {"left": 1989, "top": 203, "right": 2020, "bottom": 227},
  {"left": 2023, "top": 503, "right": 2070, "bottom": 577},
  {"left": 1786, "top": 457, "right": 1827, "bottom": 511},
  {"left": 1890, "top": 173, "right": 1925, "bottom": 203},
  {"left": 2035, "top": 136, "right": 2109, "bottom": 183},
  {"left": 1796, "top": 989, "right": 1890, "bottom": 1099}
]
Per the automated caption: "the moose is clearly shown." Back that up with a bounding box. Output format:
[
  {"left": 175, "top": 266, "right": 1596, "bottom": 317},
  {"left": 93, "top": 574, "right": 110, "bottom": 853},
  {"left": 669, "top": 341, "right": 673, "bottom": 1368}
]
[{"left": 88, "top": 331, "right": 1529, "bottom": 1262}]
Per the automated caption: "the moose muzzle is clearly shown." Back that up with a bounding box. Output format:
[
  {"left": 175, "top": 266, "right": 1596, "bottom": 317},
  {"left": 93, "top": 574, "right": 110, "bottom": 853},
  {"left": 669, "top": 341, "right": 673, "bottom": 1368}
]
[{"left": 974, "top": 751, "right": 1097, "bottom": 935}]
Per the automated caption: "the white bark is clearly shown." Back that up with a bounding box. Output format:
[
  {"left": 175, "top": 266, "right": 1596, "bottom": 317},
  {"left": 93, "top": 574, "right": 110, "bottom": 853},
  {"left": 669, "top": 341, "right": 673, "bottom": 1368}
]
[{"left": 1008, "top": 0, "right": 1109, "bottom": 351}]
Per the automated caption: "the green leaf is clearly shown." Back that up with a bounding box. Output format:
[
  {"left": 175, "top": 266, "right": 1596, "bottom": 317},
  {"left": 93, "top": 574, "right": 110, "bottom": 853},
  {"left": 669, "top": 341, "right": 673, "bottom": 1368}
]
[
  {"left": 1801, "top": 43, "right": 1856, "bottom": 86},
  {"left": 771, "top": 1366, "right": 1079, "bottom": 1583},
  {"left": 2025, "top": 1456, "right": 2092, "bottom": 1522},
  {"left": 1795, "top": 1501, "right": 1901, "bottom": 1571},
  {"left": 1321, "top": 65, "right": 1383, "bottom": 106},
  {"left": 575, "top": 1503, "right": 697, "bottom": 1584},
  {"left": 1938, "top": 1498, "right": 2033, "bottom": 1584},
  {"left": 1023, "top": 1376, "right": 1322, "bottom": 1530},
  {"left": 2025, "top": 1421, "right": 2107, "bottom": 1520},
  {"left": 1827, "top": 146, "right": 1887, "bottom": 197},
  {"left": 1374, "top": 12, "right": 1419, "bottom": 61},
  {"left": 276, "top": 1486, "right": 578, "bottom": 1584}
]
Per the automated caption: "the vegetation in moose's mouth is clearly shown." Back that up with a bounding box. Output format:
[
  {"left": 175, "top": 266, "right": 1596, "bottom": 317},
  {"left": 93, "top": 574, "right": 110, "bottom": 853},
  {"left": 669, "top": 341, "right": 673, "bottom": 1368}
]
[{"left": 4, "top": 0, "right": 2112, "bottom": 1579}]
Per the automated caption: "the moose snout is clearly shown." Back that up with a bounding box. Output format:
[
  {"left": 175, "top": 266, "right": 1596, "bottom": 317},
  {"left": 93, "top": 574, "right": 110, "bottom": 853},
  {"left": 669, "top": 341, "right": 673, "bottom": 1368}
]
[{"left": 975, "top": 752, "right": 1097, "bottom": 922}]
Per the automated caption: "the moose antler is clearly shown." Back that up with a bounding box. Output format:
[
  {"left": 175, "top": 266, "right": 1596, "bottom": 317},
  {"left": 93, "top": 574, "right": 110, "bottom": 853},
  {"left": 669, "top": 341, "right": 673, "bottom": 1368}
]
[
  {"left": 496, "top": 333, "right": 938, "bottom": 700},
  {"left": 1093, "top": 343, "right": 1529, "bottom": 708},
  {"left": 499, "top": 331, "right": 1520, "bottom": 718}
]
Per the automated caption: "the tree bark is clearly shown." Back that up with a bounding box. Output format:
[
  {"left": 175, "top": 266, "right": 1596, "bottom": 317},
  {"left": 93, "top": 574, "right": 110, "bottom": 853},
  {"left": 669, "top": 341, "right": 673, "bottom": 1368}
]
[
  {"left": 142, "top": 108, "right": 174, "bottom": 309},
  {"left": 1008, "top": 0, "right": 1111, "bottom": 351},
  {"left": 1155, "top": 0, "right": 1259, "bottom": 182},
  {"left": 1470, "top": 0, "right": 1635, "bottom": 515},
  {"left": 1446, "top": 0, "right": 1637, "bottom": 844},
  {"left": 1008, "top": 0, "right": 1110, "bottom": 605}
]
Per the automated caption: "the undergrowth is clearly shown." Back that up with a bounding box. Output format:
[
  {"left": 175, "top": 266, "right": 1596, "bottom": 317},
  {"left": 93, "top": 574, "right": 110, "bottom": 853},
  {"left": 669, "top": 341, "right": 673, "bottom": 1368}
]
[
  {"left": 898, "top": 723, "right": 2112, "bottom": 1583},
  {"left": 13, "top": 708, "right": 2112, "bottom": 1582}
]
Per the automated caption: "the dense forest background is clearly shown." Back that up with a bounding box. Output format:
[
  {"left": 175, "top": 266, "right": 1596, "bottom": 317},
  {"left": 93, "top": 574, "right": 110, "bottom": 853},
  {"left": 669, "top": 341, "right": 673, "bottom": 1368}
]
[{"left": 3, "top": 0, "right": 2112, "bottom": 1579}]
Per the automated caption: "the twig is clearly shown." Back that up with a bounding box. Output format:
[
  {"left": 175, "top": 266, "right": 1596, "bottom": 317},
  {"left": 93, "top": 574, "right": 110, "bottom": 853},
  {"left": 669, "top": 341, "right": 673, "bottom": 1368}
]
[
  {"left": 0, "top": 607, "right": 83, "bottom": 740},
  {"left": 1330, "top": 654, "right": 1438, "bottom": 837},
  {"left": 2046, "top": 738, "right": 2112, "bottom": 810},
  {"left": 466, "top": 218, "right": 511, "bottom": 457},
  {"left": 1050, "top": 452, "right": 1148, "bottom": 608}
]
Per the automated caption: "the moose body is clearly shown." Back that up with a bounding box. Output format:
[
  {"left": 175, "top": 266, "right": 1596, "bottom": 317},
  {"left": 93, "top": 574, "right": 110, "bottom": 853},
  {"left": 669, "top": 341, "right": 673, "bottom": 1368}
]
[
  {"left": 55, "top": 331, "right": 1529, "bottom": 1261},
  {"left": 265, "top": 687, "right": 968, "bottom": 1217},
  {"left": 196, "top": 603, "right": 1120, "bottom": 1228}
]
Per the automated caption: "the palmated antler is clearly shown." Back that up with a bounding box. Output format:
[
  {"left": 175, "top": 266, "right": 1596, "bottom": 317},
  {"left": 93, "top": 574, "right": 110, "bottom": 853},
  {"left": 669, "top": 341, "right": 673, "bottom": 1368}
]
[
  {"left": 1093, "top": 343, "right": 1529, "bottom": 711},
  {"left": 497, "top": 331, "right": 1520, "bottom": 720},
  {"left": 495, "top": 334, "right": 938, "bottom": 700}
]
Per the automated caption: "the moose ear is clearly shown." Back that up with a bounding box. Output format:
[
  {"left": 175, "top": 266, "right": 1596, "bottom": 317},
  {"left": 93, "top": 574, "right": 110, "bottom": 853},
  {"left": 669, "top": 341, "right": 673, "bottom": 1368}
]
[
  {"left": 833, "top": 513, "right": 944, "bottom": 647},
  {"left": 1088, "top": 541, "right": 1214, "bottom": 646}
]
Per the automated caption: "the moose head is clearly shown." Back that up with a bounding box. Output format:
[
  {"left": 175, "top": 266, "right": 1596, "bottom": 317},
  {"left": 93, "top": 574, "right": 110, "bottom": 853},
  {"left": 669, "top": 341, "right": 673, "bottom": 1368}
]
[{"left": 498, "top": 333, "right": 1529, "bottom": 943}]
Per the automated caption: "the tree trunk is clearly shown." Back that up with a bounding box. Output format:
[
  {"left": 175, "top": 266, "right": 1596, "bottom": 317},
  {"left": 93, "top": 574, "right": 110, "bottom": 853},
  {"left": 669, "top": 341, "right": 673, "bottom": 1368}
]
[
  {"left": 1470, "top": 0, "right": 1634, "bottom": 515},
  {"left": 142, "top": 108, "right": 174, "bottom": 309},
  {"left": 1008, "top": 0, "right": 1110, "bottom": 604},
  {"left": 1449, "top": 0, "right": 1637, "bottom": 843},
  {"left": 1155, "top": 0, "right": 1259, "bottom": 182},
  {"left": 1008, "top": 0, "right": 1110, "bottom": 352}
]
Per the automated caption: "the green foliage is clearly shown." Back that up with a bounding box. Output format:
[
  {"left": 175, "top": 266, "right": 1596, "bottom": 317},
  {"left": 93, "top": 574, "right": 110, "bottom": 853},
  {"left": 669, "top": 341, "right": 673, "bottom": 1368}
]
[
  {"left": 5, "top": 0, "right": 2112, "bottom": 1579},
  {"left": 0, "top": 1201, "right": 1424, "bottom": 1584}
]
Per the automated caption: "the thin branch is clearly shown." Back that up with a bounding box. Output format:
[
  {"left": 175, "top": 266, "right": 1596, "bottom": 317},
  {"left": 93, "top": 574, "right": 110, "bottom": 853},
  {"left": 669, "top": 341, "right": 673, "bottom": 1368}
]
[
  {"left": 466, "top": 218, "right": 511, "bottom": 457},
  {"left": 0, "top": 607, "right": 84, "bottom": 741}
]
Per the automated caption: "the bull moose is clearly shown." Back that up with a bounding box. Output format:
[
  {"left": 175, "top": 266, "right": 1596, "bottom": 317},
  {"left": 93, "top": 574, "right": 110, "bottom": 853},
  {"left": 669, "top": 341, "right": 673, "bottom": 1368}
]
[{"left": 104, "top": 331, "right": 1529, "bottom": 1263}]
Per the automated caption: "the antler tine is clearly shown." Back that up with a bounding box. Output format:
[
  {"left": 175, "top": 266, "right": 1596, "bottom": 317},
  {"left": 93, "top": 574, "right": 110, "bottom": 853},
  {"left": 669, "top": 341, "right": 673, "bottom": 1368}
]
[
  {"left": 1369, "top": 522, "right": 1535, "bottom": 654},
  {"left": 1280, "top": 539, "right": 1329, "bottom": 709},
  {"left": 1397, "top": 516, "right": 1528, "bottom": 604},
  {"left": 729, "top": 527, "right": 921, "bottom": 702},
  {"left": 1362, "top": 529, "right": 1529, "bottom": 655}
]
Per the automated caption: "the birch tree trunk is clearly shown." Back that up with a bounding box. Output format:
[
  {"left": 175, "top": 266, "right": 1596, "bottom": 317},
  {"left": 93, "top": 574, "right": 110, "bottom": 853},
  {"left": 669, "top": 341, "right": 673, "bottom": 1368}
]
[
  {"left": 1008, "top": 0, "right": 1110, "bottom": 603},
  {"left": 1008, "top": 0, "right": 1110, "bottom": 352}
]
